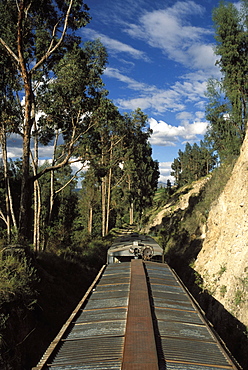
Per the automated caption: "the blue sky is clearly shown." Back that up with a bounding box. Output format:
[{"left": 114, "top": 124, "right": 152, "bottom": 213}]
[
  {"left": 80, "top": 0, "right": 224, "bottom": 183},
  {"left": 7, "top": 0, "right": 239, "bottom": 183}
]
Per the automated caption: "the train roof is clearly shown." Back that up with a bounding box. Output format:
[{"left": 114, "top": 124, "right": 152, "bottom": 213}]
[
  {"left": 33, "top": 260, "right": 241, "bottom": 370},
  {"left": 107, "top": 233, "right": 163, "bottom": 263}
]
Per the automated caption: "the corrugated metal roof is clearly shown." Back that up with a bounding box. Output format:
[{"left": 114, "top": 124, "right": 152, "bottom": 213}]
[
  {"left": 34, "top": 258, "right": 240, "bottom": 370},
  {"left": 46, "top": 262, "right": 131, "bottom": 369},
  {"left": 145, "top": 262, "right": 237, "bottom": 370},
  {"left": 48, "top": 336, "right": 124, "bottom": 369}
]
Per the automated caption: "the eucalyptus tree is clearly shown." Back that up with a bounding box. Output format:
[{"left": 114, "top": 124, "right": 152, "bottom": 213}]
[
  {"left": 0, "top": 0, "right": 91, "bottom": 243},
  {"left": 38, "top": 160, "right": 78, "bottom": 249},
  {"left": 28, "top": 40, "right": 107, "bottom": 249},
  {"left": 206, "top": 0, "right": 248, "bottom": 161},
  {"left": 171, "top": 142, "right": 216, "bottom": 187},
  {"left": 122, "top": 109, "right": 159, "bottom": 225},
  {"left": 204, "top": 78, "right": 241, "bottom": 160},
  {"left": 213, "top": 1, "right": 247, "bottom": 128},
  {"left": 85, "top": 98, "right": 126, "bottom": 237},
  {"left": 0, "top": 48, "right": 21, "bottom": 241},
  {"left": 171, "top": 158, "right": 181, "bottom": 187}
]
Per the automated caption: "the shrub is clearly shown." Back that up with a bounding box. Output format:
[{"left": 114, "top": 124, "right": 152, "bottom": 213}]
[{"left": 0, "top": 254, "right": 39, "bottom": 308}]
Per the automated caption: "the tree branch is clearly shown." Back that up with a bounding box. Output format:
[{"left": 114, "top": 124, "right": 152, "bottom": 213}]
[
  {"left": 0, "top": 209, "right": 8, "bottom": 226},
  {"left": 31, "top": 0, "right": 74, "bottom": 73},
  {"left": 55, "top": 166, "right": 85, "bottom": 194},
  {"left": 0, "top": 37, "right": 19, "bottom": 63}
]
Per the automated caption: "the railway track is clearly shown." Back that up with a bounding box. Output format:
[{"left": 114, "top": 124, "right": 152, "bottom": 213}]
[{"left": 33, "top": 257, "right": 241, "bottom": 370}]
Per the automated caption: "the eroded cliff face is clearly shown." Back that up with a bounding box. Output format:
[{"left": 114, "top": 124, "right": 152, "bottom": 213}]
[{"left": 194, "top": 131, "right": 248, "bottom": 327}]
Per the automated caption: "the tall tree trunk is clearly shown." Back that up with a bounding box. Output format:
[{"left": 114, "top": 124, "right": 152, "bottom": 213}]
[
  {"left": 105, "top": 142, "right": 113, "bottom": 235},
  {"left": 130, "top": 202, "right": 134, "bottom": 225},
  {"left": 101, "top": 176, "right": 106, "bottom": 237},
  {"left": 18, "top": 99, "right": 33, "bottom": 242},
  {"left": 50, "top": 129, "right": 59, "bottom": 222},
  {"left": 88, "top": 205, "right": 93, "bottom": 235},
  {"left": 128, "top": 174, "right": 134, "bottom": 225},
  {"left": 0, "top": 125, "right": 17, "bottom": 242},
  {"left": 43, "top": 129, "right": 59, "bottom": 250},
  {"left": 17, "top": 3, "right": 34, "bottom": 242},
  {"left": 32, "top": 116, "right": 41, "bottom": 252},
  {"left": 1, "top": 127, "right": 11, "bottom": 242},
  {"left": 33, "top": 180, "right": 41, "bottom": 251}
]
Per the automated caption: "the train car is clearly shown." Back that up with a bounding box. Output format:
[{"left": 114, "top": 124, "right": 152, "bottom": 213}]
[
  {"left": 33, "top": 235, "right": 241, "bottom": 370},
  {"left": 107, "top": 232, "right": 163, "bottom": 263}
]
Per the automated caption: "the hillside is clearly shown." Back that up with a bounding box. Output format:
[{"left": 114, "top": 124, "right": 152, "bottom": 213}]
[
  {"left": 194, "top": 130, "right": 248, "bottom": 328},
  {"left": 144, "top": 147, "right": 248, "bottom": 369}
]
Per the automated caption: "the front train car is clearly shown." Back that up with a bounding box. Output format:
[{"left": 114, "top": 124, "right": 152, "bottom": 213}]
[{"left": 107, "top": 232, "right": 163, "bottom": 263}]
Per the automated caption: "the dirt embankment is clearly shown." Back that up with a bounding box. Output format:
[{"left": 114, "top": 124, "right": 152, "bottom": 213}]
[{"left": 194, "top": 131, "right": 248, "bottom": 328}]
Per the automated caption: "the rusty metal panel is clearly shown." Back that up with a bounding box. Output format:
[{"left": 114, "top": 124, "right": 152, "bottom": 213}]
[
  {"left": 49, "top": 363, "right": 122, "bottom": 369},
  {"left": 153, "top": 297, "right": 195, "bottom": 311},
  {"left": 122, "top": 259, "right": 159, "bottom": 370},
  {"left": 67, "top": 320, "right": 126, "bottom": 339},
  {"left": 165, "top": 363, "right": 233, "bottom": 370},
  {"left": 48, "top": 336, "right": 124, "bottom": 369},
  {"left": 149, "top": 276, "right": 179, "bottom": 286},
  {"left": 104, "top": 263, "right": 131, "bottom": 273},
  {"left": 145, "top": 261, "right": 237, "bottom": 369},
  {"left": 161, "top": 337, "right": 233, "bottom": 367},
  {"left": 151, "top": 283, "right": 187, "bottom": 294},
  {"left": 96, "top": 283, "right": 129, "bottom": 292},
  {"left": 84, "top": 296, "right": 128, "bottom": 310},
  {"left": 155, "top": 307, "right": 203, "bottom": 325},
  {"left": 88, "top": 290, "right": 129, "bottom": 300},
  {"left": 97, "top": 275, "right": 130, "bottom": 285},
  {"left": 158, "top": 320, "right": 214, "bottom": 341},
  {"left": 46, "top": 262, "right": 131, "bottom": 369},
  {"left": 76, "top": 307, "right": 127, "bottom": 324}
]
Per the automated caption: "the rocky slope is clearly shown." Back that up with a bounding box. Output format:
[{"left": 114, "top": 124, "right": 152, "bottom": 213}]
[
  {"left": 145, "top": 176, "right": 210, "bottom": 233},
  {"left": 194, "top": 131, "right": 248, "bottom": 328},
  {"left": 144, "top": 144, "right": 248, "bottom": 368}
]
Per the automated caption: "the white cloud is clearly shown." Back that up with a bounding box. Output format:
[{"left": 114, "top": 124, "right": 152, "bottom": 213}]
[
  {"left": 105, "top": 67, "right": 209, "bottom": 114},
  {"left": 124, "top": 1, "right": 218, "bottom": 72},
  {"left": 81, "top": 28, "right": 149, "bottom": 61},
  {"left": 105, "top": 67, "right": 156, "bottom": 92},
  {"left": 159, "top": 161, "right": 174, "bottom": 184},
  {"left": 149, "top": 117, "right": 207, "bottom": 146}
]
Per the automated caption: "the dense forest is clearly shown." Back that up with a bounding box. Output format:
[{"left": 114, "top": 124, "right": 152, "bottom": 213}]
[
  {"left": 0, "top": 0, "right": 247, "bottom": 368},
  {"left": 0, "top": 0, "right": 159, "bottom": 249}
]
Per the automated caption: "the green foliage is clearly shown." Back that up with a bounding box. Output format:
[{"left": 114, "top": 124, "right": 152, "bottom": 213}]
[
  {"left": 0, "top": 0, "right": 93, "bottom": 242},
  {"left": 234, "top": 289, "right": 244, "bottom": 306},
  {"left": 122, "top": 109, "right": 160, "bottom": 222},
  {"left": 0, "top": 253, "right": 39, "bottom": 307},
  {"left": 220, "top": 285, "right": 227, "bottom": 298},
  {"left": 194, "top": 270, "right": 204, "bottom": 290},
  {"left": 171, "top": 141, "right": 217, "bottom": 187},
  {"left": 213, "top": 1, "right": 248, "bottom": 126},
  {"left": 205, "top": 79, "right": 243, "bottom": 161},
  {"left": 218, "top": 264, "right": 227, "bottom": 277},
  {"left": 61, "top": 236, "right": 111, "bottom": 269},
  {"left": 37, "top": 161, "right": 79, "bottom": 250},
  {"left": 38, "top": 40, "right": 108, "bottom": 143},
  {"left": 154, "top": 181, "right": 174, "bottom": 207},
  {"left": 205, "top": 1, "right": 248, "bottom": 162}
]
